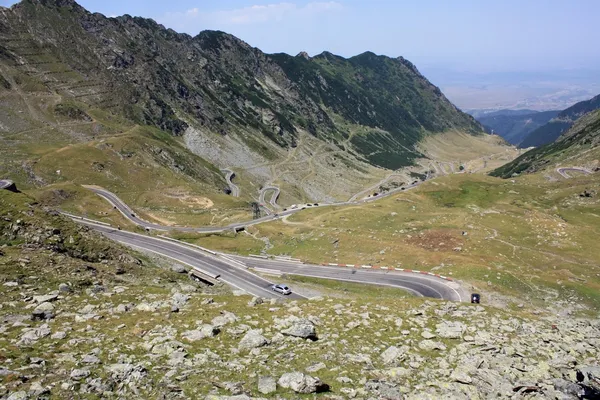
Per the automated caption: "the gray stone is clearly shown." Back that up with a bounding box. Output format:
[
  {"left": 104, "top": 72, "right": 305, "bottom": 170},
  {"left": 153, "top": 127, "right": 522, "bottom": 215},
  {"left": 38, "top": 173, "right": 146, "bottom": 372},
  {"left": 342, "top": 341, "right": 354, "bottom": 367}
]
[
  {"left": 18, "top": 324, "right": 51, "bottom": 345},
  {"left": 70, "top": 368, "right": 90, "bottom": 380},
  {"left": 306, "top": 362, "right": 326, "bottom": 373},
  {"left": 28, "top": 381, "right": 50, "bottom": 397},
  {"left": 82, "top": 354, "right": 101, "bottom": 364},
  {"left": 7, "top": 392, "right": 28, "bottom": 400},
  {"left": 33, "top": 293, "right": 58, "bottom": 303},
  {"left": 258, "top": 376, "right": 277, "bottom": 394},
  {"left": 58, "top": 283, "right": 72, "bottom": 293},
  {"left": 212, "top": 312, "right": 238, "bottom": 327},
  {"left": 421, "top": 330, "right": 436, "bottom": 339},
  {"left": 450, "top": 369, "right": 472, "bottom": 384},
  {"left": 32, "top": 302, "right": 55, "bottom": 320},
  {"left": 181, "top": 324, "right": 219, "bottom": 341},
  {"left": 281, "top": 319, "right": 317, "bottom": 340},
  {"left": 239, "top": 329, "right": 269, "bottom": 350},
  {"left": 380, "top": 345, "right": 404, "bottom": 365},
  {"left": 105, "top": 363, "right": 134, "bottom": 380},
  {"left": 248, "top": 297, "right": 264, "bottom": 307},
  {"left": 418, "top": 340, "right": 447, "bottom": 351},
  {"left": 172, "top": 292, "right": 190, "bottom": 306},
  {"left": 172, "top": 264, "right": 187, "bottom": 273},
  {"left": 436, "top": 321, "right": 466, "bottom": 339},
  {"left": 278, "top": 372, "right": 329, "bottom": 394},
  {"left": 50, "top": 331, "right": 67, "bottom": 340}
]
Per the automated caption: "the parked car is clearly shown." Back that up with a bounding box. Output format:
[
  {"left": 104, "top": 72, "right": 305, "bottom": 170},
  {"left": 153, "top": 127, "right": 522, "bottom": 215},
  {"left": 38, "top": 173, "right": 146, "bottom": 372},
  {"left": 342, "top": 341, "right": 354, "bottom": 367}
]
[
  {"left": 272, "top": 284, "right": 292, "bottom": 295},
  {"left": 471, "top": 293, "right": 481, "bottom": 304}
]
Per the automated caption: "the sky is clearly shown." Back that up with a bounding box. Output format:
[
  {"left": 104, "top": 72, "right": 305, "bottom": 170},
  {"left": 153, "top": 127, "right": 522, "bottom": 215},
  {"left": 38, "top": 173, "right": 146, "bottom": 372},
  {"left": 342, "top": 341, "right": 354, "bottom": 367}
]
[{"left": 2, "top": 0, "right": 598, "bottom": 73}]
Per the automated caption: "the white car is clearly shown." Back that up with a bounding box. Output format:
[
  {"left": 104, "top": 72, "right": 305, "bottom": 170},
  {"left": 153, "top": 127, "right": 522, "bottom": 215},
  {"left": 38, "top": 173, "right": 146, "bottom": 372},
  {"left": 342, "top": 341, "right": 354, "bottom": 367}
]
[{"left": 272, "top": 284, "right": 292, "bottom": 295}]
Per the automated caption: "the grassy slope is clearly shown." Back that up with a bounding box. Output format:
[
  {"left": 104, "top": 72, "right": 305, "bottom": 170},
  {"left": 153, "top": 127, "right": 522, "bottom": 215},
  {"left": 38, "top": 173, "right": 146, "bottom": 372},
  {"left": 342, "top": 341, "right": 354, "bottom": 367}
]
[
  {"left": 187, "top": 172, "right": 600, "bottom": 310},
  {"left": 491, "top": 109, "right": 600, "bottom": 178}
]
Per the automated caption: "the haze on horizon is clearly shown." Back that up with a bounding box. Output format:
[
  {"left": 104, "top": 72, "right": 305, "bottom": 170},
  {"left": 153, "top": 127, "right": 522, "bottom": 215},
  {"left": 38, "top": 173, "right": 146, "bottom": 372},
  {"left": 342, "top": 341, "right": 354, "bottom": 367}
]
[{"left": 2, "top": 0, "right": 599, "bottom": 110}]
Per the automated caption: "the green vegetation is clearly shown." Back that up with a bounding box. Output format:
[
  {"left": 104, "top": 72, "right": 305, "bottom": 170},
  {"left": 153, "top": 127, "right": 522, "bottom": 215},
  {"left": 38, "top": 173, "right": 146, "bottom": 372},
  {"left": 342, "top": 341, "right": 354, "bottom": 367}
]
[
  {"left": 519, "top": 94, "right": 600, "bottom": 148},
  {"left": 198, "top": 172, "right": 600, "bottom": 310},
  {"left": 491, "top": 109, "right": 600, "bottom": 178}
]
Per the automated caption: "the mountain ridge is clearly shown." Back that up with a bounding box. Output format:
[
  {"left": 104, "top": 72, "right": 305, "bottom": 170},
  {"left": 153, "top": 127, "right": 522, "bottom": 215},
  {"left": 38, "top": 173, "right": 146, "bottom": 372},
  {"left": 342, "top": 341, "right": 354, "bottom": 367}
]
[
  {"left": 0, "top": 0, "right": 505, "bottom": 211},
  {"left": 519, "top": 94, "right": 600, "bottom": 148}
]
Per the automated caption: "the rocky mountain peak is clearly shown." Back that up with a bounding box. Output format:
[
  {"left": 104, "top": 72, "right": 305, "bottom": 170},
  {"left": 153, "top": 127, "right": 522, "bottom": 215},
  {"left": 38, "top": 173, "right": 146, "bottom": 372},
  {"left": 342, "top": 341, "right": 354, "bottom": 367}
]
[{"left": 296, "top": 51, "right": 311, "bottom": 60}]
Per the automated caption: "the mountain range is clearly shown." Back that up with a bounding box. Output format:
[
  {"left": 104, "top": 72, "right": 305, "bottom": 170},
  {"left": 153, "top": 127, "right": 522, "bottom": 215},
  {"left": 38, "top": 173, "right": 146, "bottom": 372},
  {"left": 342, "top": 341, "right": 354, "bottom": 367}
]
[
  {"left": 474, "top": 109, "right": 559, "bottom": 146},
  {"left": 0, "top": 0, "right": 501, "bottom": 210},
  {"left": 490, "top": 108, "right": 600, "bottom": 178},
  {"left": 518, "top": 94, "right": 600, "bottom": 149}
]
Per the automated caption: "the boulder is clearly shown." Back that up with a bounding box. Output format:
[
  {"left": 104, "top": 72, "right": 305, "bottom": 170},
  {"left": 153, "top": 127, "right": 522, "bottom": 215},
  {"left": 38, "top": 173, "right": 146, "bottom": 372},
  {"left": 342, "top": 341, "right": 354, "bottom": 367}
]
[
  {"left": 239, "top": 329, "right": 269, "bottom": 350},
  {"left": 212, "top": 311, "right": 238, "bottom": 327},
  {"left": 32, "top": 302, "right": 55, "bottom": 320},
  {"left": 380, "top": 345, "right": 404, "bottom": 365},
  {"left": 281, "top": 319, "right": 317, "bottom": 340},
  {"left": 171, "top": 292, "right": 190, "bottom": 306},
  {"left": 258, "top": 376, "right": 277, "bottom": 394},
  {"left": 278, "top": 372, "right": 329, "bottom": 394},
  {"left": 70, "top": 368, "right": 90, "bottom": 380},
  {"left": 32, "top": 293, "right": 58, "bottom": 304},
  {"left": 436, "top": 321, "right": 466, "bottom": 339},
  {"left": 18, "top": 324, "right": 51, "bottom": 346},
  {"left": 181, "top": 324, "right": 220, "bottom": 341},
  {"left": 248, "top": 297, "right": 264, "bottom": 307},
  {"left": 58, "top": 283, "right": 72, "bottom": 293},
  {"left": 172, "top": 264, "right": 187, "bottom": 273}
]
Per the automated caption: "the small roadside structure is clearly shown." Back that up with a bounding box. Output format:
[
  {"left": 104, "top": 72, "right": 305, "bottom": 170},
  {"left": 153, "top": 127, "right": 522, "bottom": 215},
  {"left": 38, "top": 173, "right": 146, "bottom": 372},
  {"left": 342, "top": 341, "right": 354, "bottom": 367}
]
[{"left": 0, "top": 179, "right": 18, "bottom": 193}]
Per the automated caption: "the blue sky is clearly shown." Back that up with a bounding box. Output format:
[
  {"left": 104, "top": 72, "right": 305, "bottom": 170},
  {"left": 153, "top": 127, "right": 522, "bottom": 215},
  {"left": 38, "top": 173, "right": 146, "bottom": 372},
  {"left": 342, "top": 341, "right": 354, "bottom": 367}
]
[{"left": 2, "top": 0, "right": 598, "bottom": 73}]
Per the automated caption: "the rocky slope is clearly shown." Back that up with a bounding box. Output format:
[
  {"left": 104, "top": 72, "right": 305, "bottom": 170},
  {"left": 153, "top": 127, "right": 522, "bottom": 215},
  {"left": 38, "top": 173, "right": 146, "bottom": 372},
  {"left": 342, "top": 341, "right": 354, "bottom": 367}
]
[
  {"left": 476, "top": 110, "right": 559, "bottom": 145},
  {"left": 491, "top": 109, "right": 600, "bottom": 178},
  {"left": 519, "top": 94, "right": 600, "bottom": 148},
  {"left": 0, "top": 0, "right": 494, "bottom": 207},
  {"left": 2, "top": 184, "right": 600, "bottom": 400}
]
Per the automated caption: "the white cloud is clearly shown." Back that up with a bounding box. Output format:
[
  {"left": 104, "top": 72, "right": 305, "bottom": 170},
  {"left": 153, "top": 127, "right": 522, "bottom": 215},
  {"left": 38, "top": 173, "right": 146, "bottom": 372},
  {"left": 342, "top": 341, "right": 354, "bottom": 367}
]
[{"left": 160, "top": 2, "right": 343, "bottom": 33}]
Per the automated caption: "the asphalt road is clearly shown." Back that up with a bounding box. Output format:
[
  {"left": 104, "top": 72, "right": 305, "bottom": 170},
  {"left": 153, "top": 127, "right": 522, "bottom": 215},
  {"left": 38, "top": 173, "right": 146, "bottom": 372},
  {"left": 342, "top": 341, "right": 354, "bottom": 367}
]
[
  {"left": 72, "top": 219, "right": 464, "bottom": 301},
  {"left": 84, "top": 177, "right": 425, "bottom": 234},
  {"left": 556, "top": 167, "right": 592, "bottom": 179},
  {"left": 76, "top": 178, "right": 468, "bottom": 301},
  {"left": 221, "top": 169, "right": 240, "bottom": 197},
  {"left": 234, "top": 257, "right": 465, "bottom": 301},
  {"left": 259, "top": 186, "right": 280, "bottom": 209},
  {"left": 78, "top": 220, "right": 305, "bottom": 300}
]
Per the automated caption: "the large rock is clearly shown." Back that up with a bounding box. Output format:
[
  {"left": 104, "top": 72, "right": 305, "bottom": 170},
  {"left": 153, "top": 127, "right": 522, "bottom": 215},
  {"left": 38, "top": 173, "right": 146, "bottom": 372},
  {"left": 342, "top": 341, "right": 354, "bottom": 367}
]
[
  {"left": 32, "top": 293, "right": 58, "bottom": 304},
  {"left": 258, "top": 376, "right": 277, "bottom": 394},
  {"left": 239, "top": 330, "right": 269, "bottom": 350},
  {"left": 17, "top": 324, "right": 51, "bottom": 346},
  {"left": 181, "top": 324, "right": 220, "bottom": 341},
  {"left": 281, "top": 319, "right": 317, "bottom": 340},
  {"left": 212, "top": 311, "right": 238, "bottom": 327},
  {"left": 171, "top": 292, "right": 191, "bottom": 306},
  {"left": 278, "top": 372, "right": 329, "bottom": 394},
  {"left": 32, "top": 302, "right": 55, "bottom": 320},
  {"left": 70, "top": 368, "right": 90, "bottom": 380},
  {"left": 380, "top": 345, "right": 404, "bottom": 365},
  {"left": 435, "top": 321, "right": 466, "bottom": 339}
]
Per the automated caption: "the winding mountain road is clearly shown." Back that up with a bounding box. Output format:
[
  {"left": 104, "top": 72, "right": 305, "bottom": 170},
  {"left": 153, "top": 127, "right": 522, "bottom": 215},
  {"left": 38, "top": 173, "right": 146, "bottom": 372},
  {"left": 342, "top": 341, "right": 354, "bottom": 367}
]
[
  {"left": 556, "top": 167, "right": 592, "bottom": 179},
  {"left": 259, "top": 186, "right": 281, "bottom": 209},
  {"left": 221, "top": 169, "right": 240, "bottom": 197},
  {"left": 71, "top": 218, "right": 465, "bottom": 301},
  {"left": 72, "top": 177, "right": 466, "bottom": 301},
  {"left": 84, "top": 177, "right": 425, "bottom": 234}
]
